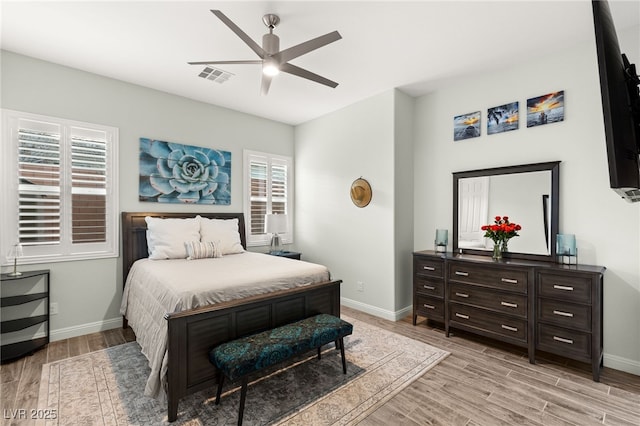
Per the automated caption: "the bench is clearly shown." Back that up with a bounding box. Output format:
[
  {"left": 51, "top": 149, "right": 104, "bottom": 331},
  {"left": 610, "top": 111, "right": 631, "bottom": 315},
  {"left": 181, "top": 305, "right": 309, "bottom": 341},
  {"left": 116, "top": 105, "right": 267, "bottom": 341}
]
[{"left": 209, "top": 313, "right": 353, "bottom": 425}]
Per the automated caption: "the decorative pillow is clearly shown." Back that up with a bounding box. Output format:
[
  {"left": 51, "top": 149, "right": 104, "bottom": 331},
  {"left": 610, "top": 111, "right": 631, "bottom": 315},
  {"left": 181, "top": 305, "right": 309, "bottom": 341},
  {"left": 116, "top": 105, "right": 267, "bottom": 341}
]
[
  {"left": 184, "top": 241, "right": 222, "bottom": 260},
  {"left": 198, "top": 216, "right": 245, "bottom": 255},
  {"left": 145, "top": 216, "right": 200, "bottom": 260}
]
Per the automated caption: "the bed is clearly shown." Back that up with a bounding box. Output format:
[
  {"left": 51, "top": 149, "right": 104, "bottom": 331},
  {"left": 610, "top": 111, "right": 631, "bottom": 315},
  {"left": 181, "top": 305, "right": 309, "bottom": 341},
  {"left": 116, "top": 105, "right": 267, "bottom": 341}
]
[{"left": 120, "top": 212, "right": 342, "bottom": 422}]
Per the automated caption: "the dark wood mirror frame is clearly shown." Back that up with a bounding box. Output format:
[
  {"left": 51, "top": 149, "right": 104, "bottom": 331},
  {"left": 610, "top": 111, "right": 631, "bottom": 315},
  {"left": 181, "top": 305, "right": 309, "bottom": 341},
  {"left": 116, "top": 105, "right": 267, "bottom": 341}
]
[{"left": 453, "top": 161, "right": 560, "bottom": 261}]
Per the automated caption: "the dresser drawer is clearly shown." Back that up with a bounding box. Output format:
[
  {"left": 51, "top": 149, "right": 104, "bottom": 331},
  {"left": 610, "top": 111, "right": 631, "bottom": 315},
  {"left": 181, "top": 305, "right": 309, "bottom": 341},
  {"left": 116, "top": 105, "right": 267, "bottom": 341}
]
[
  {"left": 448, "top": 262, "right": 529, "bottom": 294},
  {"left": 537, "top": 299, "right": 591, "bottom": 331},
  {"left": 449, "top": 282, "right": 527, "bottom": 318},
  {"left": 415, "top": 276, "right": 444, "bottom": 297},
  {"left": 449, "top": 303, "right": 527, "bottom": 343},
  {"left": 537, "top": 273, "right": 591, "bottom": 304},
  {"left": 414, "top": 257, "right": 444, "bottom": 279},
  {"left": 537, "top": 323, "right": 591, "bottom": 360},
  {"left": 415, "top": 295, "right": 445, "bottom": 322}
]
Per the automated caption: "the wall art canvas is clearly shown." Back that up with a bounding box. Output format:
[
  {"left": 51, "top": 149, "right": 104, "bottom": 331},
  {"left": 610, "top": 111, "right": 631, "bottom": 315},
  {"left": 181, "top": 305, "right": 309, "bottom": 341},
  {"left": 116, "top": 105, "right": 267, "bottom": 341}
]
[
  {"left": 526, "top": 91, "right": 564, "bottom": 128},
  {"left": 487, "top": 102, "right": 519, "bottom": 135},
  {"left": 139, "top": 137, "right": 231, "bottom": 204},
  {"left": 453, "top": 111, "right": 481, "bottom": 141}
]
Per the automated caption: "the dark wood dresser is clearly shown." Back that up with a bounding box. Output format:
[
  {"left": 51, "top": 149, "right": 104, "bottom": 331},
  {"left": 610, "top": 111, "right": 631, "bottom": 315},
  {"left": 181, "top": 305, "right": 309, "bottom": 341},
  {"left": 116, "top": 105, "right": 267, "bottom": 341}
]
[{"left": 412, "top": 250, "right": 605, "bottom": 381}]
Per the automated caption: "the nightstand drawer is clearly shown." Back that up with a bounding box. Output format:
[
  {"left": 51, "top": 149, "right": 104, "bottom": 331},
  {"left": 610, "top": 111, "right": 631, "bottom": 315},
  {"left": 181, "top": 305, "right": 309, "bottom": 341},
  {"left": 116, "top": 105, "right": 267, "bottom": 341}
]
[
  {"left": 538, "top": 273, "right": 591, "bottom": 303},
  {"left": 537, "top": 323, "right": 591, "bottom": 359},
  {"left": 415, "top": 296, "right": 444, "bottom": 322},
  {"left": 414, "top": 257, "right": 444, "bottom": 278},
  {"left": 414, "top": 276, "right": 444, "bottom": 297},
  {"left": 449, "top": 303, "right": 527, "bottom": 342},
  {"left": 538, "top": 299, "right": 591, "bottom": 331},
  {"left": 448, "top": 262, "right": 528, "bottom": 294},
  {"left": 449, "top": 282, "right": 527, "bottom": 318}
]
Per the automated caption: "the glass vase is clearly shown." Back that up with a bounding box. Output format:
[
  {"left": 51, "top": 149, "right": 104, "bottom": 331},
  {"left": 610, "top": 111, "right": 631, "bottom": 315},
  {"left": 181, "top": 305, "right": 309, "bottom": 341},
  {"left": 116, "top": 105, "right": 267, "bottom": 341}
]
[{"left": 492, "top": 243, "right": 503, "bottom": 260}]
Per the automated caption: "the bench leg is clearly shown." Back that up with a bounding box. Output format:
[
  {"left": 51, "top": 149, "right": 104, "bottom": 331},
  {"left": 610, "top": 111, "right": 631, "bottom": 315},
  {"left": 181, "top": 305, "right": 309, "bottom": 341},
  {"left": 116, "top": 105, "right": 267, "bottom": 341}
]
[
  {"left": 215, "top": 375, "right": 225, "bottom": 405},
  {"left": 339, "top": 337, "right": 347, "bottom": 374},
  {"left": 317, "top": 346, "right": 322, "bottom": 359},
  {"left": 238, "top": 377, "right": 249, "bottom": 426}
]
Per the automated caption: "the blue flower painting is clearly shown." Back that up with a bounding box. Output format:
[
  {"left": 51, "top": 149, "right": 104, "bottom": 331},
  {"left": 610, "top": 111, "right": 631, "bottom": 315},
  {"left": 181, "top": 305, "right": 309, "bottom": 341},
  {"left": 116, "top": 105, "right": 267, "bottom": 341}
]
[{"left": 139, "top": 138, "right": 231, "bottom": 204}]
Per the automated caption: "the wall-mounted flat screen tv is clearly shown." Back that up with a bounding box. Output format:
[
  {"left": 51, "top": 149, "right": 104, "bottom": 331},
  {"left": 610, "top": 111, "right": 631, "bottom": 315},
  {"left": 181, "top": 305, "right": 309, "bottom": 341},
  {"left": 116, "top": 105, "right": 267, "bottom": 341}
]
[{"left": 592, "top": 0, "right": 640, "bottom": 202}]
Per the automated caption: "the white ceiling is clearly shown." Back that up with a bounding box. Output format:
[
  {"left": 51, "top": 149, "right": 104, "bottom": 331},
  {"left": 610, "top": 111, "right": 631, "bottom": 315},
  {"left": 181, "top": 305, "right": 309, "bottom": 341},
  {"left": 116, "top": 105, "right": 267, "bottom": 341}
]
[{"left": 1, "top": 1, "right": 638, "bottom": 125}]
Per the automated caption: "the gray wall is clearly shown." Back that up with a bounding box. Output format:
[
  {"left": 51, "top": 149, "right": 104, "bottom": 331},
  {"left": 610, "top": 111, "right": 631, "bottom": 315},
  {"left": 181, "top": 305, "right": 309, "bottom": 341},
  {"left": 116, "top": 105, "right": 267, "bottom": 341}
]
[{"left": 0, "top": 50, "right": 294, "bottom": 339}]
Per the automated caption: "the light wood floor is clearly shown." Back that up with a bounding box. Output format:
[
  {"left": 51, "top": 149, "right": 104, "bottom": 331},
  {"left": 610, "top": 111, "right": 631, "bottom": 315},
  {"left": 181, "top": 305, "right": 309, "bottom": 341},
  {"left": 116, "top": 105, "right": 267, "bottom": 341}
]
[{"left": 1, "top": 308, "right": 639, "bottom": 425}]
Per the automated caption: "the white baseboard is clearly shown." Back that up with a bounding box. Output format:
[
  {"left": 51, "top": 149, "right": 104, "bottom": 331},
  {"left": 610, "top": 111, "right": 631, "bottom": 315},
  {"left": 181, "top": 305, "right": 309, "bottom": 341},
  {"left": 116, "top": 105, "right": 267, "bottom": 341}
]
[
  {"left": 50, "top": 317, "right": 123, "bottom": 342},
  {"left": 604, "top": 352, "right": 640, "bottom": 376},
  {"left": 341, "top": 297, "right": 411, "bottom": 321}
]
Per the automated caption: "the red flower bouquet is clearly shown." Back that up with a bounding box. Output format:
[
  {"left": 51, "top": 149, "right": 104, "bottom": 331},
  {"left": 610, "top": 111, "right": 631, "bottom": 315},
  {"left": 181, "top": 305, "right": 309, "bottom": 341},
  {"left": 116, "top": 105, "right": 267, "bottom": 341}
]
[{"left": 481, "top": 216, "right": 521, "bottom": 258}]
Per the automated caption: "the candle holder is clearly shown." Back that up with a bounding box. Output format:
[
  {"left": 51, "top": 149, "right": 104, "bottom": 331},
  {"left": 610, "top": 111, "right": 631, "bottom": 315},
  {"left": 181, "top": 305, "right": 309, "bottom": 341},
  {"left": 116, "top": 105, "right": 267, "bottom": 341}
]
[
  {"left": 434, "top": 229, "right": 448, "bottom": 253},
  {"left": 556, "top": 234, "right": 577, "bottom": 265}
]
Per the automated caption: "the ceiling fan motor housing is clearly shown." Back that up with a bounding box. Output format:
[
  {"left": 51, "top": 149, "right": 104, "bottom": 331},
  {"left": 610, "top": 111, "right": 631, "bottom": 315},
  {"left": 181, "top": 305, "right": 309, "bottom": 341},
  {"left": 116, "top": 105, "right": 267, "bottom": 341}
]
[{"left": 262, "top": 33, "right": 280, "bottom": 55}]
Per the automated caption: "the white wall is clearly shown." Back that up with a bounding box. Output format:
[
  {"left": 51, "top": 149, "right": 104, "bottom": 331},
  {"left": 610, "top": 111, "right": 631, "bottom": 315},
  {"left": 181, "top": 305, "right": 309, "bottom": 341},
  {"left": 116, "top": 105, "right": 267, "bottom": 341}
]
[
  {"left": 413, "top": 36, "right": 640, "bottom": 374},
  {"left": 295, "top": 90, "right": 398, "bottom": 317},
  {"left": 0, "top": 50, "right": 294, "bottom": 340}
]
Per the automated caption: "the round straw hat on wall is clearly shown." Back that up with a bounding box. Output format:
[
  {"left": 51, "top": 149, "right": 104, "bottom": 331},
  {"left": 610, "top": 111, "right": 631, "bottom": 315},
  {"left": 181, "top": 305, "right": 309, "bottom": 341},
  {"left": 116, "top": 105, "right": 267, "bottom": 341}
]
[{"left": 350, "top": 177, "right": 372, "bottom": 208}]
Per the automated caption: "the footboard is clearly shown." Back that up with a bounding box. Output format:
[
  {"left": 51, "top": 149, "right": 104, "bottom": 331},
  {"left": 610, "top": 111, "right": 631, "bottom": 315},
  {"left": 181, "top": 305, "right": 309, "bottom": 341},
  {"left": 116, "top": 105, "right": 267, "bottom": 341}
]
[{"left": 164, "top": 279, "right": 341, "bottom": 422}]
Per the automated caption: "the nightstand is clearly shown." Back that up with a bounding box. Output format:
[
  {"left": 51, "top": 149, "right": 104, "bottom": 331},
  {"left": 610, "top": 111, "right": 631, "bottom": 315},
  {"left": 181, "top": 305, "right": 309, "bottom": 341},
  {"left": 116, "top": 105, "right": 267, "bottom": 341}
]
[
  {"left": 1, "top": 269, "right": 50, "bottom": 363},
  {"left": 269, "top": 251, "right": 301, "bottom": 260}
]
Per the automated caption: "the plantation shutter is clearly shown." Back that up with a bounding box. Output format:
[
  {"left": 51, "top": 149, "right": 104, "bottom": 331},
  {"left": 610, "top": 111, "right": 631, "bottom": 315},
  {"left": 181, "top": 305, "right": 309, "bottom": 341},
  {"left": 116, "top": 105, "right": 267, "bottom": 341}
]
[
  {"left": 244, "top": 150, "right": 292, "bottom": 246},
  {"left": 2, "top": 109, "right": 119, "bottom": 264},
  {"left": 17, "top": 120, "right": 62, "bottom": 246},
  {"left": 70, "top": 127, "right": 107, "bottom": 243},
  {"left": 249, "top": 156, "right": 268, "bottom": 236}
]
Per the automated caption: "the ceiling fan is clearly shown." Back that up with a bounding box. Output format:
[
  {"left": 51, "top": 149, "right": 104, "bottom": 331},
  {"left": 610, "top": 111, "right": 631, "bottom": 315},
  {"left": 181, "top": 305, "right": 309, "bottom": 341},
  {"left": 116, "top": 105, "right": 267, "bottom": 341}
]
[{"left": 188, "top": 10, "right": 342, "bottom": 95}]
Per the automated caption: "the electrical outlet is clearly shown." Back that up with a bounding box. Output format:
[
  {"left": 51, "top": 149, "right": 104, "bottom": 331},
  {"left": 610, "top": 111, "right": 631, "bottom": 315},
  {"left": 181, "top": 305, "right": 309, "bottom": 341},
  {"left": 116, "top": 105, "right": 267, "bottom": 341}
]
[
  {"left": 50, "top": 302, "right": 59, "bottom": 315},
  {"left": 356, "top": 281, "right": 364, "bottom": 292}
]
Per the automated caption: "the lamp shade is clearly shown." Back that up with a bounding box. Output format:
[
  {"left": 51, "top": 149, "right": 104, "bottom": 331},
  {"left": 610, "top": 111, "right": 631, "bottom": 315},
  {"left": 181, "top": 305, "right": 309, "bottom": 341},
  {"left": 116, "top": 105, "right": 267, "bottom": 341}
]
[{"left": 265, "top": 214, "right": 288, "bottom": 234}]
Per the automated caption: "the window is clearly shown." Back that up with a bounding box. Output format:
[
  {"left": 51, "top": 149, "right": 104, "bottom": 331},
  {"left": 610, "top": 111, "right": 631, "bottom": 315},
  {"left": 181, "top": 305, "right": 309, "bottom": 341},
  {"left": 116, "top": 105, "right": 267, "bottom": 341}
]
[
  {"left": 1, "top": 110, "right": 119, "bottom": 264},
  {"left": 243, "top": 150, "right": 293, "bottom": 247}
]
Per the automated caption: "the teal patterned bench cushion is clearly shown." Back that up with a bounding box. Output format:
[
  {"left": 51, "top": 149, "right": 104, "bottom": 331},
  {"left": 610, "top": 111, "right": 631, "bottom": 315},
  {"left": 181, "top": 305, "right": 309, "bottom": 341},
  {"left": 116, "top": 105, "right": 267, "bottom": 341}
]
[{"left": 210, "top": 314, "right": 353, "bottom": 381}]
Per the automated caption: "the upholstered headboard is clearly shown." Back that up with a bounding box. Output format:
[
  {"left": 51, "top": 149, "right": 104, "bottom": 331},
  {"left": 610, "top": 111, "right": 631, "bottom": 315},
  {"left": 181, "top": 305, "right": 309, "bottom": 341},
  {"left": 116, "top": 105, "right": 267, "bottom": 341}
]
[{"left": 121, "top": 212, "right": 247, "bottom": 286}]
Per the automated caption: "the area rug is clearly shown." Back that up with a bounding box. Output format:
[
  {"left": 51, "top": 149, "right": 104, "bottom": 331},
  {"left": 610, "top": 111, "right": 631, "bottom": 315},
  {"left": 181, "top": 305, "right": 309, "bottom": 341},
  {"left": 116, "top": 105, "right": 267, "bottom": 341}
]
[{"left": 37, "top": 315, "right": 448, "bottom": 425}]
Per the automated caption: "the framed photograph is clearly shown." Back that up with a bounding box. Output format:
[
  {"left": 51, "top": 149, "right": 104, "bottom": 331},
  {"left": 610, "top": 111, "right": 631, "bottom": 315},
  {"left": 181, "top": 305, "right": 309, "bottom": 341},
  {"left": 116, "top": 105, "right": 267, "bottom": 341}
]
[
  {"left": 453, "top": 111, "right": 481, "bottom": 141},
  {"left": 527, "top": 91, "right": 564, "bottom": 128},
  {"left": 138, "top": 137, "right": 231, "bottom": 204},
  {"left": 487, "top": 102, "right": 519, "bottom": 135}
]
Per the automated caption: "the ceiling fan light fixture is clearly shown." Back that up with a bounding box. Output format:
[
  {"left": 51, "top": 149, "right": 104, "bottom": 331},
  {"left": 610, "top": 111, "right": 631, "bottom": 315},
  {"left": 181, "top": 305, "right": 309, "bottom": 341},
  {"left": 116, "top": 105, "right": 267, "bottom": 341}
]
[{"left": 262, "top": 58, "right": 280, "bottom": 76}]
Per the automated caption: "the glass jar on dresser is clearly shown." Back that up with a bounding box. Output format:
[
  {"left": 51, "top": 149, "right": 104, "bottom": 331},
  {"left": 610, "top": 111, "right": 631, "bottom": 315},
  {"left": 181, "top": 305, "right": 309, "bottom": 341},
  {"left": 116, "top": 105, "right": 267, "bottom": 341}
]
[{"left": 412, "top": 251, "right": 605, "bottom": 381}]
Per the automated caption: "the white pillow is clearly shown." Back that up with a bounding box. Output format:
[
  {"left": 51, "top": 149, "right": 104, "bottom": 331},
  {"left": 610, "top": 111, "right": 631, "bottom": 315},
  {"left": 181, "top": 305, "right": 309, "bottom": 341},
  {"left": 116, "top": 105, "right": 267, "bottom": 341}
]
[
  {"left": 184, "top": 241, "right": 222, "bottom": 260},
  {"left": 145, "top": 216, "right": 200, "bottom": 260},
  {"left": 199, "top": 216, "right": 245, "bottom": 255}
]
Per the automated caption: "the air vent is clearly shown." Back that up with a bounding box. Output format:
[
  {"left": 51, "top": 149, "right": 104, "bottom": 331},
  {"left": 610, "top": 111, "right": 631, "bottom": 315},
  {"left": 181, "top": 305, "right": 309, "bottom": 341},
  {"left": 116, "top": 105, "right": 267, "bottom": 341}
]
[{"left": 198, "top": 67, "right": 233, "bottom": 84}]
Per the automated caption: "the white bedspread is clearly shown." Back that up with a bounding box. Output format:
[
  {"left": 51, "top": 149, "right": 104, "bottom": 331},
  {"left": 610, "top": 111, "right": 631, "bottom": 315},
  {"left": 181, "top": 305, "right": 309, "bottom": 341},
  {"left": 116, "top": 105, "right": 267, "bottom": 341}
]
[{"left": 119, "top": 251, "right": 330, "bottom": 399}]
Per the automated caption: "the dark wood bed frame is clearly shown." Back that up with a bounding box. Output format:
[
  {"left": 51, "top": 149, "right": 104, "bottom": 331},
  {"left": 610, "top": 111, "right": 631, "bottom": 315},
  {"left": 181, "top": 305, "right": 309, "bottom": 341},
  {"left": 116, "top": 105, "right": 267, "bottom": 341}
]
[{"left": 121, "top": 212, "right": 342, "bottom": 422}]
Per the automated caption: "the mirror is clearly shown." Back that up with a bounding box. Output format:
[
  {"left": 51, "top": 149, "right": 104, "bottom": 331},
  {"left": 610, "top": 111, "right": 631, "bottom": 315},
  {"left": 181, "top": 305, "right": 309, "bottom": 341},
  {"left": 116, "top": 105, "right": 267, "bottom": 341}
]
[{"left": 453, "top": 162, "right": 560, "bottom": 261}]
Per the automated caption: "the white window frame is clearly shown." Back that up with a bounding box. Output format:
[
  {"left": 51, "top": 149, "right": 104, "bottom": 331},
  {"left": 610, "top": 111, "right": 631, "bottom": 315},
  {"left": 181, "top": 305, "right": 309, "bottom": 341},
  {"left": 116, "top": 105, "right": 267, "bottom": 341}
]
[
  {"left": 243, "top": 149, "right": 293, "bottom": 247},
  {"left": 1, "top": 109, "right": 119, "bottom": 265}
]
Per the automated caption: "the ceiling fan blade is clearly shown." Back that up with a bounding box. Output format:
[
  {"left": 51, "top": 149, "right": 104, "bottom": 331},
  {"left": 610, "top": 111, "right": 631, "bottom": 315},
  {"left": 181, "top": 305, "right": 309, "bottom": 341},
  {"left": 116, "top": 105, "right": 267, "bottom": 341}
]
[
  {"left": 210, "top": 10, "right": 266, "bottom": 59},
  {"left": 188, "top": 60, "right": 263, "bottom": 65},
  {"left": 275, "top": 31, "right": 342, "bottom": 63},
  {"left": 261, "top": 74, "right": 273, "bottom": 96},
  {"left": 280, "top": 63, "right": 339, "bottom": 88}
]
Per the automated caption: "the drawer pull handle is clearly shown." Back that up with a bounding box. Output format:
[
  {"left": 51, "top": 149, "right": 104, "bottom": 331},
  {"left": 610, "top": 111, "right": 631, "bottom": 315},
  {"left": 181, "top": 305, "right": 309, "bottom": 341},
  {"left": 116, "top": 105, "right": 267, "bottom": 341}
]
[
  {"left": 501, "top": 278, "right": 519, "bottom": 284},
  {"left": 501, "top": 301, "right": 518, "bottom": 308},
  {"left": 553, "top": 310, "right": 574, "bottom": 318},
  {"left": 455, "top": 271, "right": 469, "bottom": 277},
  {"left": 423, "top": 266, "right": 435, "bottom": 271},
  {"left": 423, "top": 304, "right": 435, "bottom": 310},
  {"left": 501, "top": 324, "right": 518, "bottom": 332},
  {"left": 455, "top": 292, "right": 469, "bottom": 298},
  {"left": 553, "top": 285, "right": 574, "bottom": 291},
  {"left": 423, "top": 285, "right": 435, "bottom": 290},
  {"left": 553, "top": 336, "right": 574, "bottom": 345},
  {"left": 455, "top": 313, "right": 469, "bottom": 319}
]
